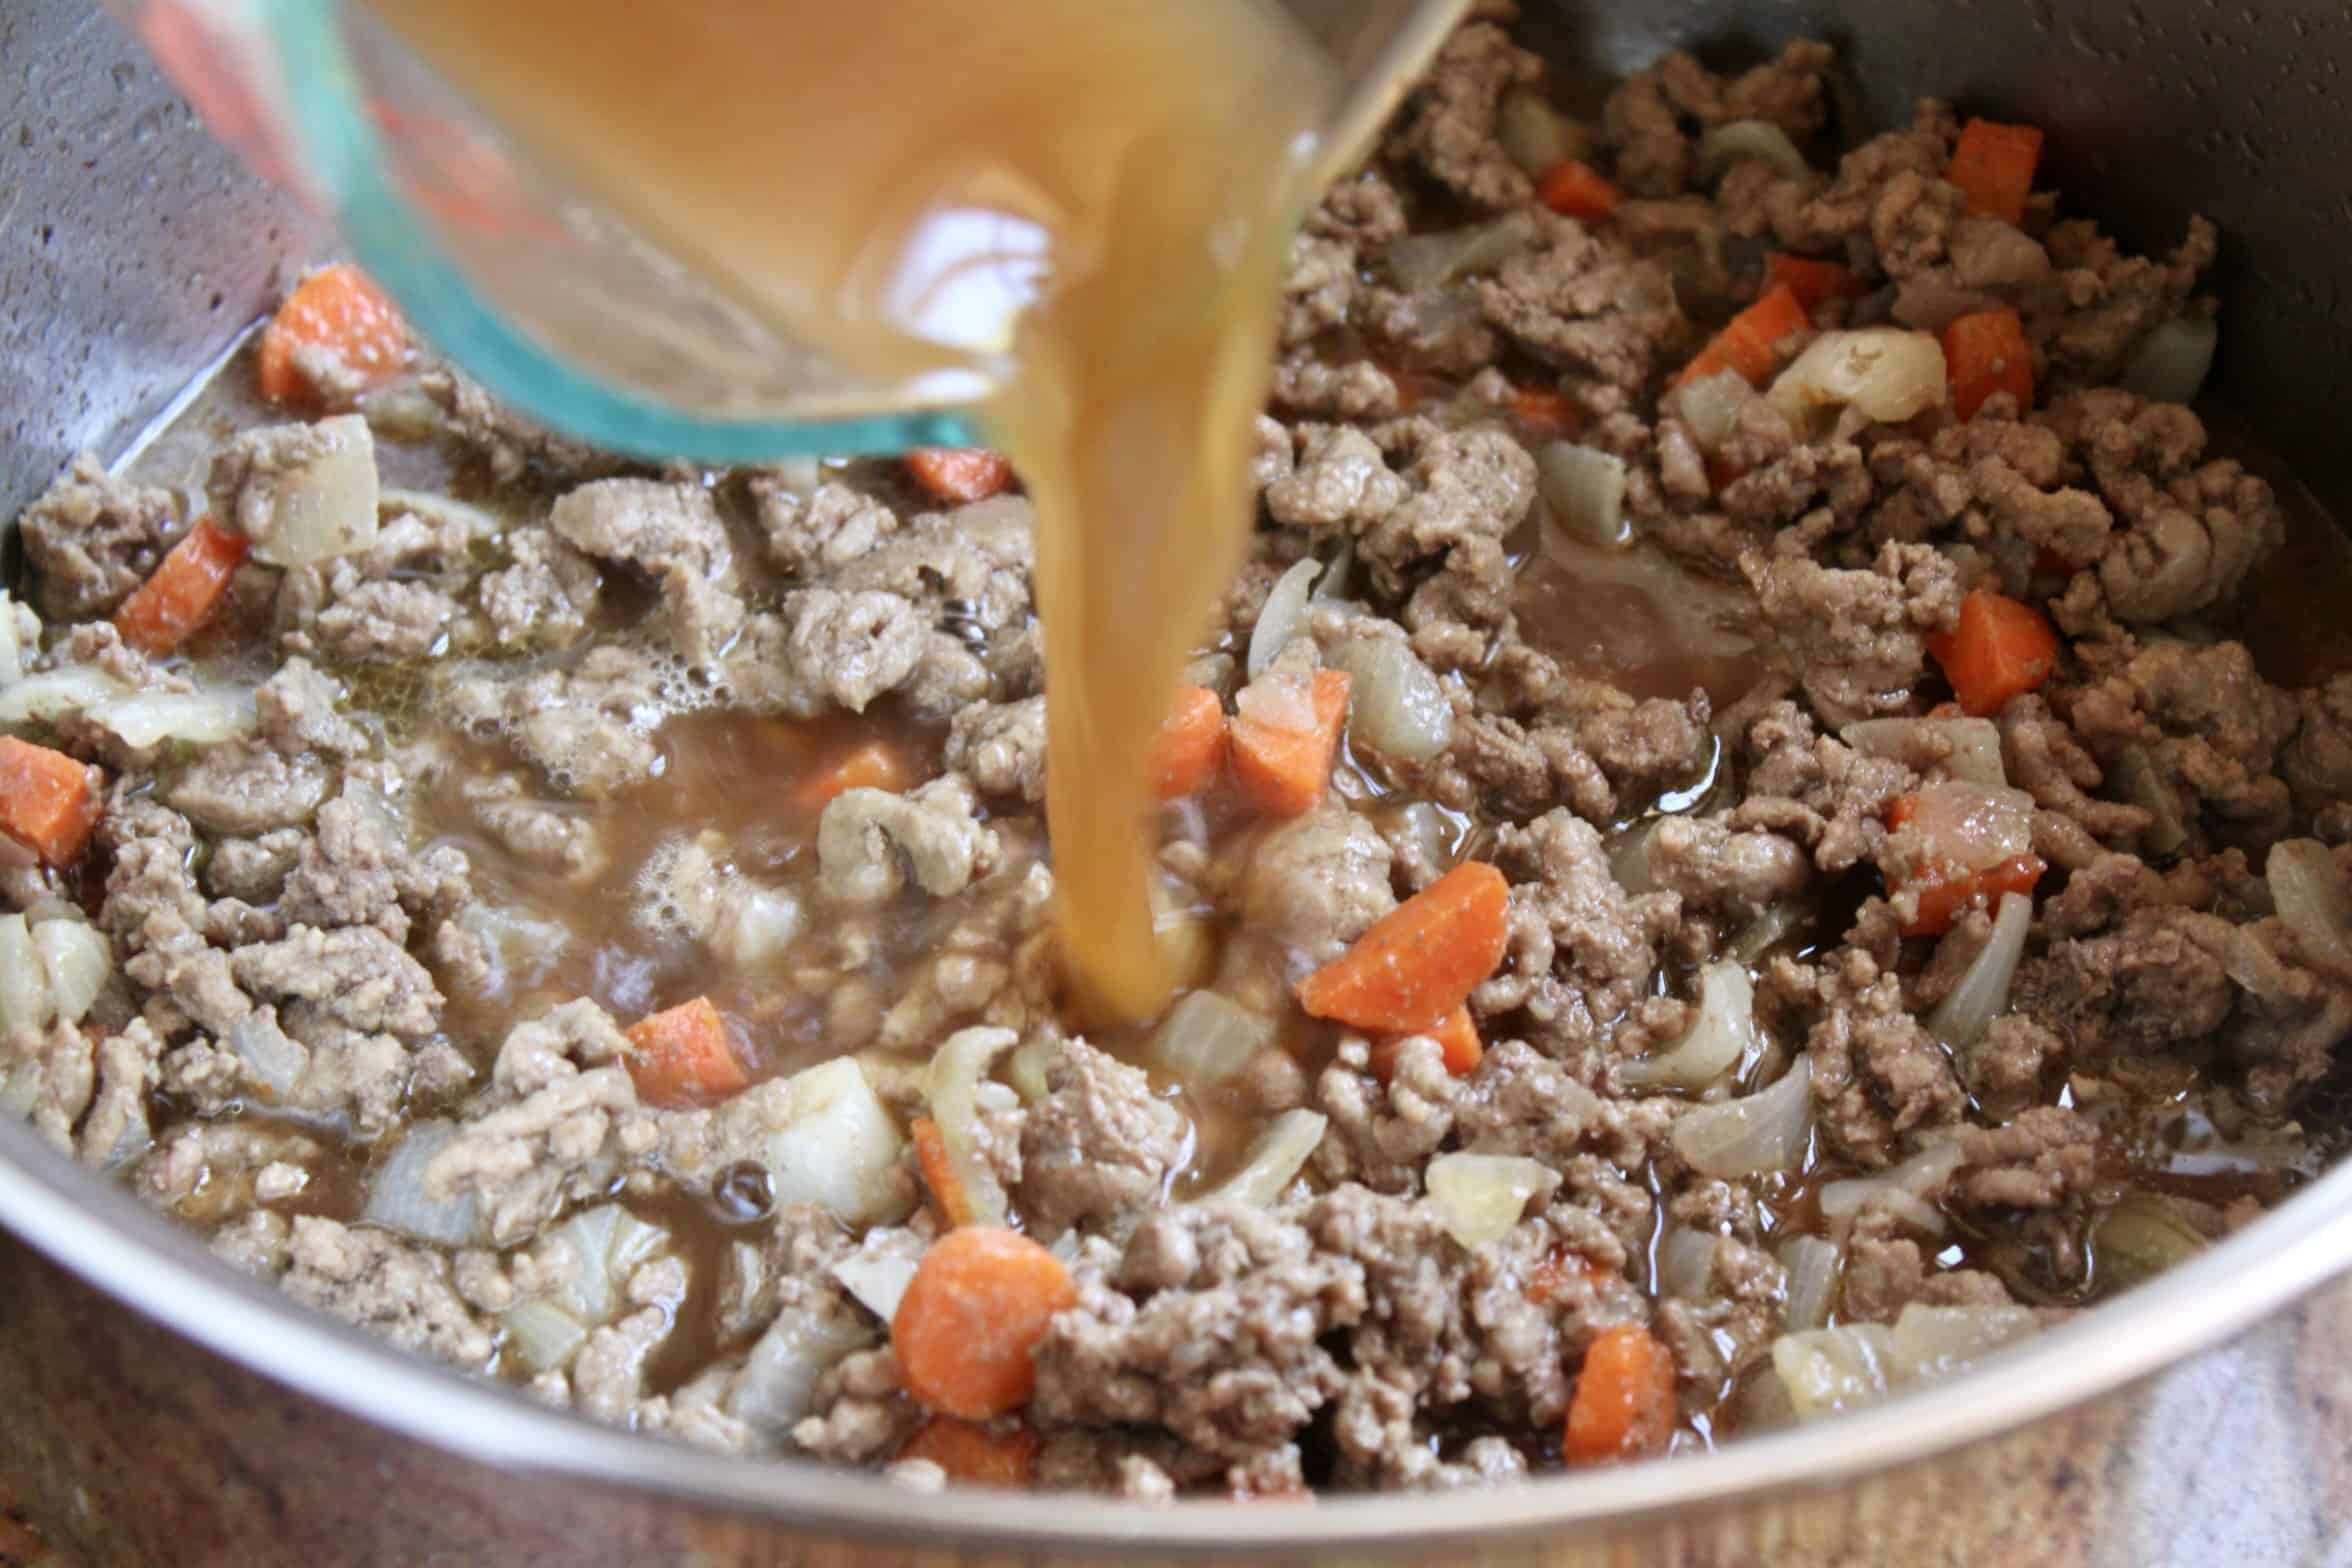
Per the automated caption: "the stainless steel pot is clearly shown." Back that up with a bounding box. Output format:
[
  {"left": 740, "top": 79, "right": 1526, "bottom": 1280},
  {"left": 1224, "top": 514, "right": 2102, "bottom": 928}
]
[{"left": 6, "top": 0, "right": 2352, "bottom": 1562}]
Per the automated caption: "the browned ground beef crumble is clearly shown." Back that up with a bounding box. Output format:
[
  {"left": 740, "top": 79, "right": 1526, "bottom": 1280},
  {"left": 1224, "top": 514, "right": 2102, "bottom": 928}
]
[{"left": 6, "top": 11, "right": 2350, "bottom": 1498}]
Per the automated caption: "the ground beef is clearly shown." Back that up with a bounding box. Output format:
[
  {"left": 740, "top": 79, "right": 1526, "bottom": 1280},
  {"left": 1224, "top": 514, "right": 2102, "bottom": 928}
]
[
  {"left": 945, "top": 695, "right": 1047, "bottom": 804},
  {"left": 1017, "top": 1038, "right": 1188, "bottom": 1240},
  {"left": 1221, "top": 805, "right": 1397, "bottom": 979},
  {"left": 1385, "top": 22, "right": 1541, "bottom": 211},
  {"left": 478, "top": 525, "right": 602, "bottom": 651},
  {"left": 1481, "top": 809, "right": 1678, "bottom": 1066},
  {"left": 1745, "top": 542, "right": 1961, "bottom": 726},
  {"left": 16, "top": 453, "right": 181, "bottom": 618},
  {"left": 424, "top": 368, "right": 632, "bottom": 488},
  {"left": 224, "top": 1213, "right": 495, "bottom": 1368},
  {"left": 1472, "top": 216, "right": 1685, "bottom": 390}
]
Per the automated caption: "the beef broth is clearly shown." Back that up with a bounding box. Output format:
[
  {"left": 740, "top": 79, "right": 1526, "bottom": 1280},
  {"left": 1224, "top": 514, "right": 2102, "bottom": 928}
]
[{"left": 366, "top": 0, "right": 1335, "bottom": 1020}]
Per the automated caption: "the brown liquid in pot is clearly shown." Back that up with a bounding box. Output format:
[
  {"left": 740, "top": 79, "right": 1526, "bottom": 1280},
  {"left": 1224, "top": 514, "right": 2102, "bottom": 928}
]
[{"left": 365, "top": 0, "right": 1338, "bottom": 1021}]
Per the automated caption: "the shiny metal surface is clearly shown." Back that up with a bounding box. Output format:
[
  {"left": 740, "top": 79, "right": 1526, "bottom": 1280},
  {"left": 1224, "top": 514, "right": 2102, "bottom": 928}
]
[{"left": 5, "top": 0, "right": 2352, "bottom": 1563}]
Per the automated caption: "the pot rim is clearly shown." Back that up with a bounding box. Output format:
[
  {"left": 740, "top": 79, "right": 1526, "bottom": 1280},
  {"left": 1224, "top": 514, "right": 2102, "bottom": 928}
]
[{"left": 3, "top": 1115, "right": 2348, "bottom": 1553}]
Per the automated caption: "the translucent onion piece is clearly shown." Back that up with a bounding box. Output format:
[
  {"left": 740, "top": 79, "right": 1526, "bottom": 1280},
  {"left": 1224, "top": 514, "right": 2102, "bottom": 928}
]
[
  {"left": 0, "top": 666, "right": 126, "bottom": 728},
  {"left": 2109, "top": 745, "right": 2187, "bottom": 857},
  {"left": 1656, "top": 1226, "right": 1720, "bottom": 1300},
  {"left": 1772, "top": 1323, "right": 1895, "bottom": 1420},
  {"left": 2093, "top": 1191, "right": 2211, "bottom": 1290},
  {"left": 1819, "top": 1143, "right": 1966, "bottom": 1232},
  {"left": 1203, "top": 1109, "right": 1327, "bottom": 1207},
  {"left": 455, "top": 903, "right": 570, "bottom": 996},
  {"left": 726, "top": 1299, "right": 869, "bottom": 1435},
  {"left": 1768, "top": 329, "right": 1949, "bottom": 431},
  {"left": 227, "top": 1010, "right": 306, "bottom": 1101},
  {"left": 1838, "top": 717, "right": 2007, "bottom": 789},
  {"left": 1247, "top": 558, "right": 1324, "bottom": 679},
  {"left": 503, "top": 1298, "right": 590, "bottom": 1376},
  {"left": 2267, "top": 838, "right": 2352, "bottom": 980},
  {"left": 1311, "top": 542, "right": 1356, "bottom": 604},
  {"left": 1779, "top": 1234, "right": 1843, "bottom": 1332},
  {"left": 1425, "top": 1153, "right": 1558, "bottom": 1249},
  {"left": 712, "top": 883, "right": 802, "bottom": 967},
  {"left": 1497, "top": 89, "right": 1589, "bottom": 177},
  {"left": 377, "top": 488, "right": 506, "bottom": 542},
  {"left": 89, "top": 687, "right": 260, "bottom": 750},
  {"left": 769, "top": 1056, "right": 913, "bottom": 1226},
  {"left": 1671, "top": 1056, "right": 1812, "bottom": 1177},
  {"left": 556, "top": 1205, "right": 668, "bottom": 1324},
  {"left": 1661, "top": 370, "right": 1755, "bottom": 455},
  {"left": 1385, "top": 212, "right": 1537, "bottom": 295},
  {"left": 831, "top": 1233, "right": 925, "bottom": 1322},
  {"left": 1153, "top": 990, "right": 1277, "bottom": 1088},
  {"left": 1887, "top": 1302, "right": 2037, "bottom": 1384},
  {"left": 1729, "top": 902, "right": 1804, "bottom": 964},
  {"left": 362, "top": 1122, "right": 485, "bottom": 1248},
  {"left": 1622, "top": 961, "right": 1763, "bottom": 1089},
  {"left": 0, "top": 915, "right": 50, "bottom": 1034},
  {"left": 1897, "top": 780, "right": 2036, "bottom": 874},
  {"left": 923, "top": 1027, "right": 1017, "bottom": 1226},
  {"left": 1537, "top": 441, "right": 1632, "bottom": 549},
  {"left": 1004, "top": 1033, "right": 1059, "bottom": 1104},
  {"left": 1325, "top": 637, "right": 1452, "bottom": 761},
  {"left": 245, "top": 414, "right": 381, "bottom": 566},
  {"left": 2120, "top": 316, "right": 2219, "bottom": 407},
  {"left": 1926, "top": 891, "right": 2032, "bottom": 1050},
  {"left": 1700, "top": 119, "right": 1814, "bottom": 181},
  {"left": 29, "top": 918, "right": 103, "bottom": 1024}
]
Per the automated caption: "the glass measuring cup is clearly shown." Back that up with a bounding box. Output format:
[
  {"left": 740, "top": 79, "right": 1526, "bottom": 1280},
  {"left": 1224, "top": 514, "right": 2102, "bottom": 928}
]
[{"left": 103, "top": 0, "right": 1472, "bottom": 463}]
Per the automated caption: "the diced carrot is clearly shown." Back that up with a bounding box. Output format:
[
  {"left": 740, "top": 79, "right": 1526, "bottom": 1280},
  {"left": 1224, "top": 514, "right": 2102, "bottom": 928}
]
[
  {"left": 1948, "top": 118, "right": 2044, "bottom": 226},
  {"left": 1671, "top": 283, "right": 1811, "bottom": 389},
  {"left": 257, "top": 264, "right": 409, "bottom": 405},
  {"left": 1538, "top": 160, "right": 1619, "bottom": 221},
  {"left": 0, "top": 738, "right": 100, "bottom": 868},
  {"left": 1764, "top": 253, "right": 1859, "bottom": 317},
  {"left": 1563, "top": 1323, "right": 1677, "bottom": 1465},
  {"left": 1298, "top": 860, "right": 1512, "bottom": 1032},
  {"left": 1509, "top": 385, "right": 1580, "bottom": 439},
  {"left": 792, "top": 738, "right": 915, "bottom": 812},
  {"left": 1900, "top": 851, "right": 2047, "bottom": 937},
  {"left": 1927, "top": 588, "right": 2059, "bottom": 716},
  {"left": 893, "top": 1225, "right": 1077, "bottom": 1420},
  {"left": 906, "top": 447, "right": 1014, "bottom": 505},
  {"left": 910, "top": 1115, "right": 976, "bottom": 1228},
  {"left": 896, "top": 1417, "right": 1041, "bottom": 1487},
  {"left": 1367, "top": 1002, "right": 1484, "bottom": 1084},
  {"left": 1152, "top": 685, "right": 1228, "bottom": 801},
  {"left": 1526, "top": 1247, "right": 1608, "bottom": 1306},
  {"left": 1941, "top": 307, "right": 2034, "bottom": 420},
  {"left": 112, "top": 517, "right": 249, "bottom": 654},
  {"left": 1229, "top": 669, "right": 1350, "bottom": 819},
  {"left": 623, "top": 996, "right": 751, "bottom": 1107}
]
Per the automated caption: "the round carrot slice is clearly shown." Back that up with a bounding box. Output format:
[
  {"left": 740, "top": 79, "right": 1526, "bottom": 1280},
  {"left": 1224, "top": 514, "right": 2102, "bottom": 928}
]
[{"left": 892, "top": 1226, "right": 1076, "bottom": 1420}]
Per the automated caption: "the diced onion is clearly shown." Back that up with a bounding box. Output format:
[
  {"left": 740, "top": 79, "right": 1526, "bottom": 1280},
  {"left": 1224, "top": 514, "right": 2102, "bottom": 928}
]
[
  {"left": 2120, "top": 316, "right": 2219, "bottom": 408},
  {"left": 454, "top": 903, "right": 570, "bottom": 996},
  {"left": 1772, "top": 1323, "right": 1895, "bottom": 1420},
  {"left": 0, "top": 667, "right": 123, "bottom": 728},
  {"left": 1152, "top": 990, "right": 1276, "bottom": 1089},
  {"left": 502, "top": 1298, "right": 590, "bottom": 1375},
  {"left": 1425, "top": 1153, "right": 1557, "bottom": 1249},
  {"left": 1699, "top": 120, "right": 1814, "bottom": 182},
  {"left": 713, "top": 883, "right": 802, "bottom": 967},
  {"left": 727, "top": 1299, "right": 869, "bottom": 1435},
  {"left": 1622, "top": 961, "right": 1763, "bottom": 1089},
  {"left": 1537, "top": 441, "right": 1631, "bottom": 549},
  {"left": 1926, "top": 891, "right": 2031, "bottom": 1049},
  {"left": 1203, "top": 1109, "right": 1327, "bottom": 1207},
  {"left": 2266, "top": 839, "right": 2352, "bottom": 980},
  {"left": 2093, "top": 1191, "right": 2210, "bottom": 1290},
  {"left": 1779, "top": 1234, "right": 1843, "bottom": 1332},
  {"left": 1324, "top": 637, "right": 1452, "bottom": 761},
  {"left": 228, "top": 1009, "right": 307, "bottom": 1101},
  {"left": 1497, "top": 90, "right": 1589, "bottom": 177},
  {"left": 555, "top": 1205, "right": 668, "bottom": 1324},
  {"left": 89, "top": 687, "right": 259, "bottom": 749},
  {"left": 378, "top": 488, "right": 507, "bottom": 541},
  {"left": 0, "top": 915, "right": 50, "bottom": 1034},
  {"left": 832, "top": 1234, "right": 925, "bottom": 1322},
  {"left": 1819, "top": 1143, "right": 1966, "bottom": 1233},
  {"left": 1248, "top": 558, "right": 1324, "bottom": 678},
  {"left": 924, "top": 1027, "right": 1016, "bottom": 1226},
  {"left": 1671, "top": 1056, "right": 1812, "bottom": 1177},
  {"left": 1662, "top": 370, "right": 1755, "bottom": 455},
  {"left": 1895, "top": 780, "right": 2036, "bottom": 874},
  {"left": 769, "top": 1056, "right": 912, "bottom": 1226},
  {"left": 1839, "top": 717, "right": 2007, "bottom": 789},
  {"left": 1887, "top": 1302, "right": 2036, "bottom": 1383},
  {"left": 1385, "top": 212, "right": 1538, "bottom": 294},
  {"left": 2109, "top": 745, "right": 2187, "bottom": 857},
  {"left": 30, "top": 918, "right": 107, "bottom": 1025},
  {"left": 1656, "top": 1225, "right": 1720, "bottom": 1299},
  {"left": 245, "top": 414, "right": 381, "bottom": 567},
  {"left": 1005, "top": 1033, "right": 1059, "bottom": 1104},
  {"left": 362, "top": 1122, "right": 486, "bottom": 1248},
  {"left": 1768, "top": 329, "right": 1949, "bottom": 435},
  {"left": 1729, "top": 902, "right": 1804, "bottom": 964}
]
